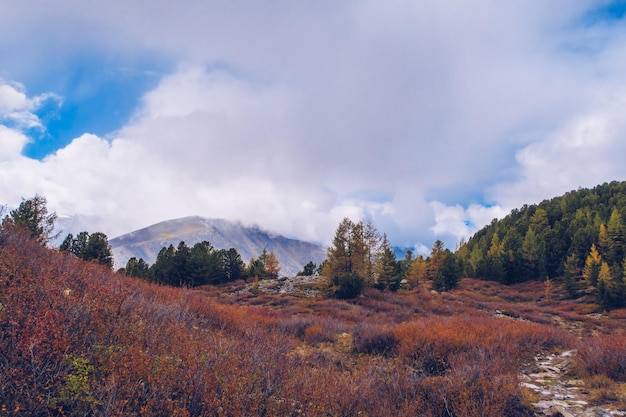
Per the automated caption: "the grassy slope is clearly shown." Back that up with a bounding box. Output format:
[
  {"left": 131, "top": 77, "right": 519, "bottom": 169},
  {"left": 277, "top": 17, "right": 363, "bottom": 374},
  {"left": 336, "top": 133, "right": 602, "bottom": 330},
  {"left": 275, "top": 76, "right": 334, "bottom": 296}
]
[{"left": 1, "top": 229, "right": 626, "bottom": 416}]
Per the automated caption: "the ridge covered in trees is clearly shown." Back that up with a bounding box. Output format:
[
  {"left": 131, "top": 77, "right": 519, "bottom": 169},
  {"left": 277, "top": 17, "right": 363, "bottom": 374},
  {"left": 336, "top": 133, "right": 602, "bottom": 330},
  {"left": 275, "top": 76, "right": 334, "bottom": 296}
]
[{"left": 457, "top": 181, "right": 626, "bottom": 308}]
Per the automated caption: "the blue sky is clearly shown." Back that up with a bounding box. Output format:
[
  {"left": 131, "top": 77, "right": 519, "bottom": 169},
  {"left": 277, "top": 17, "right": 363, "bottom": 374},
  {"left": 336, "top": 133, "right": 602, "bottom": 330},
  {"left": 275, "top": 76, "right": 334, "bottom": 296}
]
[
  {"left": 21, "top": 55, "right": 169, "bottom": 159},
  {"left": 2, "top": 0, "right": 626, "bottom": 253}
]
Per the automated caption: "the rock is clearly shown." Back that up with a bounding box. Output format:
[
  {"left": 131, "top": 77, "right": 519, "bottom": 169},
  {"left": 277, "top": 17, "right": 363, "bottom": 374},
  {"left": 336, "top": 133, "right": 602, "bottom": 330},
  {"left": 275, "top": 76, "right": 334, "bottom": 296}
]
[
  {"left": 521, "top": 350, "right": 617, "bottom": 417},
  {"left": 577, "top": 407, "right": 612, "bottom": 417},
  {"left": 546, "top": 405, "right": 576, "bottom": 417}
]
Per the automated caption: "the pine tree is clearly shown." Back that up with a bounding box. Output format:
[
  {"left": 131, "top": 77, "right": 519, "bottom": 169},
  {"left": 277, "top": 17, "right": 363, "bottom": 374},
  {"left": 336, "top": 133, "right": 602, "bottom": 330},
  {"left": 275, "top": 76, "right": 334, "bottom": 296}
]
[
  {"left": 125, "top": 257, "right": 150, "bottom": 279},
  {"left": 83, "top": 232, "right": 113, "bottom": 269},
  {"left": 563, "top": 253, "right": 580, "bottom": 298},
  {"left": 374, "top": 234, "right": 399, "bottom": 291},
  {"left": 60, "top": 231, "right": 113, "bottom": 269},
  {"left": 597, "top": 261, "right": 613, "bottom": 308},
  {"left": 349, "top": 221, "right": 368, "bottom": 281},
  {"left": 324, "top": 218, "right": 354, "bottom": 277},
  {"left": 427, "top": 240, "right": 446, "bottom": 280},
  {"left": 2, "top": 195, "right": 58, "bottom": 246},
  {"left": 520, "top": 227, "right": 541, "bottom": 278},
  {"left": 432, "top": 253, "right": 461, "bottom": 292},
  {"left": 363, "top": 220, "right": 382, "bottom": 282},
  {"left": 607, "top": 208, "right": 625, "bottom": 263}
]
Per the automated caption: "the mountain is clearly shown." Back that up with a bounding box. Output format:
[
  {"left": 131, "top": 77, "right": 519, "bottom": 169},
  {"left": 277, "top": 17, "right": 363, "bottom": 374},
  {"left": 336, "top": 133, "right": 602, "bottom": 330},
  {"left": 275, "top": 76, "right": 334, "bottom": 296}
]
[{"left": 109, "top": 216, "right": 327, "bottom": 276}]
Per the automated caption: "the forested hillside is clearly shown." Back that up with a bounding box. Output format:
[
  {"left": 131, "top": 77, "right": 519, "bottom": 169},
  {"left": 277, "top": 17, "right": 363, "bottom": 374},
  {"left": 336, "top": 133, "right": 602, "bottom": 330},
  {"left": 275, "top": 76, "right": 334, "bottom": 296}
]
[{"left": 457, "top": 181, "right": 626, "bottom": 307}]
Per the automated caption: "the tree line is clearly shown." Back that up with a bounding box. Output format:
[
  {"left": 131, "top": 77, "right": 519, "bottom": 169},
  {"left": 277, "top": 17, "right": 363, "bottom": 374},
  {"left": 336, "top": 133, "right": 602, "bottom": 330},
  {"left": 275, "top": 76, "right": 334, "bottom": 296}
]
[
  {"left": 122, "top": 242, "right": 281, "bottom": 287},
  {"left": 320, "top": 218, "right": 461, "bottom": 298}
]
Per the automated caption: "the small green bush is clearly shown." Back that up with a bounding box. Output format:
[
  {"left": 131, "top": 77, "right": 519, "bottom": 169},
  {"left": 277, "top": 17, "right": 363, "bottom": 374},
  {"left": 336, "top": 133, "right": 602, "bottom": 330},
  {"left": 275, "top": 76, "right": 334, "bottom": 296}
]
[{"left": 332, "top": 274, "right": 365, "bottom": 299}]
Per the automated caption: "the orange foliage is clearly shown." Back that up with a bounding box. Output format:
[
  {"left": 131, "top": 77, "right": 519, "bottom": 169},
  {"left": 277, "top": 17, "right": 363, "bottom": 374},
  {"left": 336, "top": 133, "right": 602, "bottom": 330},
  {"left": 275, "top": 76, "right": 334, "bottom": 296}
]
[{"left": 0, "top": 228, "right": 609, "bottom": 416}]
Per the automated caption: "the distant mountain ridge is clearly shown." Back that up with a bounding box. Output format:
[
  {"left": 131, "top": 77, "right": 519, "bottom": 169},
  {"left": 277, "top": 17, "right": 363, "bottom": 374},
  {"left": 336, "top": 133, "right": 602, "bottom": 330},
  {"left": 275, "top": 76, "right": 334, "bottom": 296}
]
[{"left": 110, "top": 216, "right": 327, "bottom": 276}]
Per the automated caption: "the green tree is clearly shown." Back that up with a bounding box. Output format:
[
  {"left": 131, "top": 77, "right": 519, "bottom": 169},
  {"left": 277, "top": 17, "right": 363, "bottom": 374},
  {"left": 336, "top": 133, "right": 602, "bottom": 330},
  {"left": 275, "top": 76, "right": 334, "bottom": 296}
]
[
  {"left": 188, "top": 241, "right": 217, "bottom": 286},
  {"left": 331, "top": 274, "right": 365, "bottom": 299},
  {"left": 151, "top": 244, "right": 176, "bottom": 285},
  {"left": 124, "top": 257, "right": 150, "bottom": 279},
  {"left": 2, "top": 194, "right": 58, "bottom": 245},
  {"left": 520, "top": 227, "right": 546, "bottom": 279},
  {"left": 323, "top": 218, "right": 353, "bottom": 277},
  {"left": 397, "top": 249, "right": 414, "bottom": 283},
  {"left": 349, "top": 221, "right": 368, "bottom": 280},
  {"left": 83, "top": 232, "right": 113, "bottom": 268},
  {"left": 363, "top": 219, "right": 382, "bottom": 283},
  {"left": 222, "top": 248, "right": 245, "bottom": 281},
  {"left": 297, "top": 261, "right": 317, "bottom": 276},
  {"left": 323, "top": 218, "right": 373, "bottom": 281},
  {"left": 432, "top": 252, "right": 461, "bottom": 292},
  {"left": 607, "top": 208, "right": 625, "bottom": 263},
  {"left": 374, "top": 234, "right": 400, "bottom": 291},
  {"left": 246, "top": 248, "right": 279, "bottom": 279},
  {"left": 563, "top": 253, "right": 580, "bottom": 298},
  {"left": 426, "top": 240, "right": 446, "bottom": 280},
  {"left": 60, "top": 231, "right": 113, "bottom": 269}
]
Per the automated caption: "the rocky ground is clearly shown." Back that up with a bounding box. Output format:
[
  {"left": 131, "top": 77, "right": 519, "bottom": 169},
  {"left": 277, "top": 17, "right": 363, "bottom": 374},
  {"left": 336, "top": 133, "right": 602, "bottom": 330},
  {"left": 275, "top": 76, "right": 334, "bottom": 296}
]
[
  {"left": 521, "top": 350, "right": 625, "bottom": 417},
  {"left": 239, "top": 274, "right": 321, "bottom": 297}
]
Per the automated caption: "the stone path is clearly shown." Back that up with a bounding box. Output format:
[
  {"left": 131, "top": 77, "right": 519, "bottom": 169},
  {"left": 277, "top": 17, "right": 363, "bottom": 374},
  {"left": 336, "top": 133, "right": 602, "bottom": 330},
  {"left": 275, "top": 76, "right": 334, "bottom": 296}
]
[{"left": 521, "top": 350, "right": 625, "bottom": 417}]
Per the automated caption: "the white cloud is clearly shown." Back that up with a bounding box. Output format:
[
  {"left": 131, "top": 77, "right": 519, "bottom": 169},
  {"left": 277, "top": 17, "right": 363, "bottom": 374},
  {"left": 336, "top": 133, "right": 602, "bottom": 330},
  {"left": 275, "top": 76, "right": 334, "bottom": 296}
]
[
  {"left": 430, "top": 201, "right": 508, "bottom": 246},
  {"left": 489, "top": 92, "right": 626, "bottom": 210},
  {"left": 0, "top": 126, "right": 29, "bottom": 161},
  {"left": 0, "top": 82, "right": 29, "bottom": 113},
  {"left": 1, "top": 1, "right": 626, "bottom": 251},
  {"left": 0, "top": 80, "right": 60, "bottom": 130}
]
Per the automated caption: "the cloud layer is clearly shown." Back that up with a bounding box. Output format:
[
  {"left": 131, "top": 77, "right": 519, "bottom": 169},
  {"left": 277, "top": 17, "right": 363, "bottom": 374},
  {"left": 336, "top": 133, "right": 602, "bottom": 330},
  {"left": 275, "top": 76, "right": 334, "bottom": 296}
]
[{"left": 1, "top": 1, "right": 626, "bottom": 252}]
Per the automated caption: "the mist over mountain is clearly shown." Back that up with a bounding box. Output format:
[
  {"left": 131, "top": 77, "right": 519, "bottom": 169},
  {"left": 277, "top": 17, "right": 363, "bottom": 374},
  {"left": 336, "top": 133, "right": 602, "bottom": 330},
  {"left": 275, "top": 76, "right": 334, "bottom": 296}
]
[{"left": 109, "top": 216, "right": 327, "bottom": 276}]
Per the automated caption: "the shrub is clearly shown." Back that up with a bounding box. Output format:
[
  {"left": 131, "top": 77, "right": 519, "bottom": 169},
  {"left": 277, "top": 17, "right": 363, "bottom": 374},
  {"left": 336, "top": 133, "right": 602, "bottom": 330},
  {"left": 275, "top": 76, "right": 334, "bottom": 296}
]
[
  {"left": 352, "top": 323, "right": 399, "bottom": 357},
  {"left": 576, "top": 334, "right": 626, "bottom": 382},
  {"left": 332, "top": 274, "right": 365, "bottom": 299}
]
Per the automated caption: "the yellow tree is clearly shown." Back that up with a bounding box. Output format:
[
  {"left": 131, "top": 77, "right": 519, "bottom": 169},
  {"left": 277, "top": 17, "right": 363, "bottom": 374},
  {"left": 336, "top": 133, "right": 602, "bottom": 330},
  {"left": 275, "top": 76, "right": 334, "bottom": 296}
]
[
  {"left": 408, "top": 255, "right": 427, "bottom": 289},
  {"left": 263, "top": 252, "right": 280, "bottom": 279},
  {"left": 597, "top": 223, "right": 610, "bottom": 259},
  {"left": 487, "top": 233, "right": 502, "bottom": 257},
  {"left": 582, "top": 244, "right": 602, "bottom": 289}
]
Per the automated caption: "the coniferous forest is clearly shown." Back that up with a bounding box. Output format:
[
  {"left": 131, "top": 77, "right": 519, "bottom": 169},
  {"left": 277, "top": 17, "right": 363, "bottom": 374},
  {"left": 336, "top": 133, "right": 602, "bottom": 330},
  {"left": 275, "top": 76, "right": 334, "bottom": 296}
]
[
  {"left": 2, "top": 184, "right": 626, "bottom": 415},
  {"left": 456, "top": 181, "right": 626, "bottom": 309}
]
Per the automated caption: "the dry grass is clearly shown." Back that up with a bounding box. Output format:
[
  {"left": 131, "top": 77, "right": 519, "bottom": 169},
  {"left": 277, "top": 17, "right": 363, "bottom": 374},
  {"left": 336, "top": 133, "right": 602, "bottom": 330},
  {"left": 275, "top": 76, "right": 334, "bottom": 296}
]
[{"left": 1, "top": 229, "right": 624, "bottom": 416}]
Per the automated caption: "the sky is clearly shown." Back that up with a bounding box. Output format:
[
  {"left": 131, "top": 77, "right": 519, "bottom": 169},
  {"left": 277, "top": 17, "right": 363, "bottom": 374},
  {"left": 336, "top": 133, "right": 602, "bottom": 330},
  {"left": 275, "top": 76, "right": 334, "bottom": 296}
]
[{"left": 1, "top": 0, "right": 626, "bottom": 254}]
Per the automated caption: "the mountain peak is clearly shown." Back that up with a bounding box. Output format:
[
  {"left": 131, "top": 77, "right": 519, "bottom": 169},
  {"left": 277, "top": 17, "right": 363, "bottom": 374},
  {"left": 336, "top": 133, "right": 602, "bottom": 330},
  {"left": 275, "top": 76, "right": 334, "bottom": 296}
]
[{"left": 110, "top": 216, "right": 326, "bottom": 276}]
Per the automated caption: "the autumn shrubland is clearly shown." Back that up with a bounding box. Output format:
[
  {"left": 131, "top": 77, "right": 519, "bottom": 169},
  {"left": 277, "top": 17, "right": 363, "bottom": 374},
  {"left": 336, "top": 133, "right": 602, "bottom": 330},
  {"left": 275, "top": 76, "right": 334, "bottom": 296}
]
[{"left": 10, "top": 224, "right": 626, "bottom": 416}]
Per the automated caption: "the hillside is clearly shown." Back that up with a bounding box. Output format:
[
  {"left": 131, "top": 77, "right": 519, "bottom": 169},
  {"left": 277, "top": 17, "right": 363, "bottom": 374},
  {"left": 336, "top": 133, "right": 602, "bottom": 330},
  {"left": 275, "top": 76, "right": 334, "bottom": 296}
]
[
  {"left": 457, "top": 181, "right": 626, "bottom": 289},
  {"left": 110, "top": 216, "right": 327, "bottom": 276},
  {"left": 2, "top": 226, "right": 626, "bottom": 416}
]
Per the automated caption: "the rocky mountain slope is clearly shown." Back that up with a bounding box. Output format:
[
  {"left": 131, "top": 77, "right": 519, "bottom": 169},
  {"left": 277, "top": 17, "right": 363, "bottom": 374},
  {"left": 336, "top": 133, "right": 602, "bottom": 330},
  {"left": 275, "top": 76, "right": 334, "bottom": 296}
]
[{"left": 110, "top": 216, "right": 327, "bottom": 276}]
